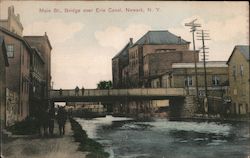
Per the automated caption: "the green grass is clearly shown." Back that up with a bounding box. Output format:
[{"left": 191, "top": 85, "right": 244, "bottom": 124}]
[{"left": 69, "top": 118, "right": 109, "bottom": 158}]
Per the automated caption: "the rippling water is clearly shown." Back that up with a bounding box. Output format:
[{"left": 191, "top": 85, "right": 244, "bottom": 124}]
[{"left": 76, "top": 116, "right": 250, "bottom": 158}]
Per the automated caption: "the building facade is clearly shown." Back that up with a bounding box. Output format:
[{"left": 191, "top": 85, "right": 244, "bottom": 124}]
[
  {"left": 112, "top": 39, "right": 132, "bottom": 88},
  {"left": 170, "top": 61, "right": 229, "bottom": 90},
  {"left": 24, "top": 33, "right": 52, "bottom": 109},
  {"left": 29, "top": 48, "right": 46, "bottom": 116},
  {"left": 112, "top": 30, "right": 199, "bottom": 89},
  {"left": 227, "top": 45, "right": 249, "bottom": 115},
  {"left": 0, "top": 37, "right": 9, "bottom": 127},
  {"left": 0, "top": 27, "right": 31, "bottom": 121}
]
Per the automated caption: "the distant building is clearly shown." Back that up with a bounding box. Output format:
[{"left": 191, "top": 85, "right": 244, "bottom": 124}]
[
  {"left": 112, "top": 30, "right": 199, "bottom": 88},
  {"left": 171, "top": 61, "right": 228, "bottom": 88},
  {"left": 24, "top": 33, "right": 52, "bottom": 108},
  {"left": 0, "top": 27, "right": 31, "bottom": 121},
  {"left": 143, "top": 50, "right": 198, "bottom": 87},
  {"left": 112, "top": 39, "right": 132, "bottom": 88},
  {"left": 128, "top": 30, "right": 197, "bottom": 88},
  {"left": 0, "top": 6, "right": 23, "bottom": 36},
  {"left": 0, "top": 37, "right": 9, "bottom": 127},
  {"left": 227, "top": 45, "right": 249, "bottom": 115}
]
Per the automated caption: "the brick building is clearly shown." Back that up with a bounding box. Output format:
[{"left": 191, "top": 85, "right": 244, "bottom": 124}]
[
  {"left": 0, "top": 6, "right": 52, "bottom": 123},
  {"left": 29, "top": 47, "right": 46, "bottom": 116},
  {"left": 227, "top": 45, "right": 249, "bottom": 115},
  {"left": 112, "top": 30, "right": 199, "bottom": 88},
  {"left": 0, "top": 37, "right": 9, "bottom": 126},
  {"left": 0, "top": 27, "right": 31, "bottom": 121},
  {"left": 24, "top": 34, "right": 52, "bottom": 106},
  {"left": 143, "top": 50, "right": 198, "bottom": 87},
  {"left": 112, "top": 39, "right": 133, "bottom": 88}
]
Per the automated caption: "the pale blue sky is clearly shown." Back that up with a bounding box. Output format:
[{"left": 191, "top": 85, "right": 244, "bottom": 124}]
[{"left": 0, "top": 1, "right": 249, "bottom": 89}]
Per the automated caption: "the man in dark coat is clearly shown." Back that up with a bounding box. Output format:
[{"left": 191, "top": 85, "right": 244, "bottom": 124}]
[
  {"left": 57, "top": 106, "right": 67, "bottom": 136},
  {"left": 48, "top": 106, "right": 55, "bottom": 136}
]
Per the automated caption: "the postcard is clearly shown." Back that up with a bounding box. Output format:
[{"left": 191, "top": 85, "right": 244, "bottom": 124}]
[{"left": 0, "top": 1, "right": 249, "bottom": 158}]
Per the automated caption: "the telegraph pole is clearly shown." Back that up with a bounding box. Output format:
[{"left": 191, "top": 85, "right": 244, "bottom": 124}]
[
  {"left": 197, "top": 29, "right": 210, "bottom": 113},
  {"left": 185, "top": 19, "right": 201, "bottom": 100}
]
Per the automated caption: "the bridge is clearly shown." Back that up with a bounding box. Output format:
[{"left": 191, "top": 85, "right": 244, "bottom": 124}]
[{"left": 49, "top": 88, "right": 186, "bottom": 102}]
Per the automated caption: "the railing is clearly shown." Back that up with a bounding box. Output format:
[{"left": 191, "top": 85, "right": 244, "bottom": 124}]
[{"left": 50, "top": 88, "right": 186, "bottom": 98}]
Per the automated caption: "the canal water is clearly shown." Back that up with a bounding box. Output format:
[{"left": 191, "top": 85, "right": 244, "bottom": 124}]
[{"left": 76, "top": 116, "right": 250, "bottom": 158}]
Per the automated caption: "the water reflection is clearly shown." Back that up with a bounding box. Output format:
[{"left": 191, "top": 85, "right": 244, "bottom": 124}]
[{"left": 77, "top": 116, "right": 250, "bottom": 158}]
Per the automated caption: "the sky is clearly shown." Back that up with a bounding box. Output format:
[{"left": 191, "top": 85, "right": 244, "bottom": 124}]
[{"left": 0, "top": 1, "right": 249, "bottom": 89}]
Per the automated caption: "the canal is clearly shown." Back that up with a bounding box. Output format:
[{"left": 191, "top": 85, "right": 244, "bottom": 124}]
[{"left": 76, "top": 116, "right": 250, "bottom": 158}]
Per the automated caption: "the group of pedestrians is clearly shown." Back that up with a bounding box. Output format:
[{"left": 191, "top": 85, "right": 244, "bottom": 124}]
[{"left": 38, "top": 105, "right": 67, "bottom": 137}]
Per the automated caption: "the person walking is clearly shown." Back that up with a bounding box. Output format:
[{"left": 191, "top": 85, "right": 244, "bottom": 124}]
[
  {"left": 81, "top": 86, "right": 85, "bottom": 96},
  {"left": 75, "top": 86, "right": 79, "bottom": 96},
  {"left": 48, "top": 106, "right": 55, "bottom": 136},
  {"left": 57, "top": 106, "right": 67, "bottom": 136}
]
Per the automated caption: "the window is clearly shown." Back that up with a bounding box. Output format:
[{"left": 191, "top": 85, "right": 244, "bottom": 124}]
[
  {"left": 212, "top": 76, "right": 220, "bottom": 86},
  {"left": 240, "top": 65, "right": 244, "bottom": 76},
  {"left": 7, "top": 44, "right": 14, "bottom": 58},
  {"left": 185, "top": 76, "right": 192, "bottom": 86}
]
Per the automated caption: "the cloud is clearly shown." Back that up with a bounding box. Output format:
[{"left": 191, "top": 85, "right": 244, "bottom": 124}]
[
  {"left": 94, "top": 24, "right": 151, "bottom": 50},
  {"left": 169, "top": 14, "right": 249, "bottom": 61},
  {"left": 52, "top": 44, "right": 114, "bottom": 89},
  {"left": 23, "top": 19, "right": 84, "bottom": 44}
]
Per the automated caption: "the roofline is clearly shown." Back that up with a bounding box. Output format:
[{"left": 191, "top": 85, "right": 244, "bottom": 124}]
[
  {"left": 227, "top": 45, "right": 249, "bottom": 64},
  {"left": 143, "top": 50, "right": 199, "bottom": 57},
  {"left": 112, "top": 42, "right": 130, "bottom": 60},
  {"left": 32, "top": 47, "right": 45, "bottom": 64},
  {"left": 132, "top": 30, "right": 190, "bottom": 47},
  {"left": 24, "top": 35, "right": 53, "bottom": 50},
  {"left": 0, "top": 26, "right": 32, "bottom": 54}
]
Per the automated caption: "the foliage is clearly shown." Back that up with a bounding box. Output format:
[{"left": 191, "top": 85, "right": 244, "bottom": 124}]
[
  {"left": 69, "top": 118, "right": 109, "bottom": 158},
  {"left": 7, "top": 117, "right": 39, "bottom": 135},
  {"left": 97, "top": 80, "right": 112, "bottom": 89}
]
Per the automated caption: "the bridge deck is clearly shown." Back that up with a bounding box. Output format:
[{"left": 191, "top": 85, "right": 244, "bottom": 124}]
[{"left": 50, "top": 88, "right": 186, "bottom": 102}]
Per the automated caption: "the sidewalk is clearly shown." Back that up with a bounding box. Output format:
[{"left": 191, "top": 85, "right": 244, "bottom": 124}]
[{"left": 2, "top": 120, "right": 87, "bottom": 158}]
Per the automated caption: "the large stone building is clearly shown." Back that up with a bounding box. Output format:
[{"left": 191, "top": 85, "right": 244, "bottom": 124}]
[
  {"left": 112, "top": 30, "right": 199, "bottom": 88},
  {"left": 0, "top": 37, "right": 9, "bottom": 127},
  {"left": 227, "top": 45, "right": 249, "bottom": 115}
]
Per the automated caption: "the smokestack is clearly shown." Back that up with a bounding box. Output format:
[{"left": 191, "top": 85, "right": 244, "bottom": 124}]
[
  {"left": 17, "top": 14, "right": 20, "bottom": 21},
  {"left": 178, "top": 36, "right": 182, "bottom": 44},
  {"left": 129, "top": 38, "right": 133, "bottom": 46}
]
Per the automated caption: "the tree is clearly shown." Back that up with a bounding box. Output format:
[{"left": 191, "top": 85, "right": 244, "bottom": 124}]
[{"left": 97, "top": 80, "right": 112, "bottom": 89}]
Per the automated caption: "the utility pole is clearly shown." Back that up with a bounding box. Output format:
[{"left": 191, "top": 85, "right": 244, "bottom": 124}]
[
  {"left": 185, "top": 19, "right": 201, "bottom": 100},
  {"left": 197, "top": 29, "right": 210, "bottom": 113}
]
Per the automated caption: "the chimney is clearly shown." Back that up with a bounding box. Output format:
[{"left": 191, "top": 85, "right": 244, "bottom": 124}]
[
  {"left": 8, "top": 6, "right": 14, "bottom": 17},
  {"left": 129, "top": 38, "right": 133, "bottom": 46},
  {"left": 17, "top": 14, "right": 20, "bottom": 21},
  {"left": 178, "top": 36, "right": 182, "bottom": 44}
]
